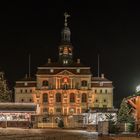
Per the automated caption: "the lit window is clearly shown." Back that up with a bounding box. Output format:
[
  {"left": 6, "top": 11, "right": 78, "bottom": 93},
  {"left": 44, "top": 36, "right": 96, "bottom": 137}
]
[
  {"left": 82, "top": 93, "right": 87, "bottom": 102},
  {"left": 81, "top": 80, "right": 88, "bottom": 87},
  {"left": 50, "top": 69, "right": 54, "bottom": 73},
  {"left": 56, "top": 93, "right": 61, "bottom": 102},
  {"left": 63, "top": 60, "right": 68, "bottom": 64},
  {"left": 100, "top": 82, "right": 103, "bottom": 86},
  {"left": 43, "top": 93, "right": 48, "bottom": 103},
  {"left": 24, "top": 82, "right": 28, "bottom": 86},
  {"left": 56, "top": 108, "right": 61, "bottom": 112},
  {"left": 43, "top": 108, "right": 48, "bottom": 113},
  {"left": 42, "top": 80, "right": 49, "bottom": 86},
  {"left": 70, "top": 93, "right": 75, "bottom": 103},
  {"left": 77, "top": 68, "right": 80, "bottom": 73}
]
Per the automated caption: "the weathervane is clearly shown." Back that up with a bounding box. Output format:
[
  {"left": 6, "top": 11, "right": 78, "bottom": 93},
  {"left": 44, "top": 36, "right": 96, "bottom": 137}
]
[{"left": 64, "top": 12, "right": 70, "bottom": 27}]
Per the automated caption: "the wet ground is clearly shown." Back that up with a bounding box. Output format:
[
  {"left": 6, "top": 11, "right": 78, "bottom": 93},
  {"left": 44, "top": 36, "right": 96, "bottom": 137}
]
[{"left": 0, "top": 128, "right": 139, "bottom": 140}]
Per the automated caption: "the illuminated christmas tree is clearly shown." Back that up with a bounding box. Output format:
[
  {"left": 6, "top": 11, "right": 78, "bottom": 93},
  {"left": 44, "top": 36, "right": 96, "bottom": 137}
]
[
  {"left": 118, "top": 98, "right": 134, "bottom": 123},
  {"left": 0, "top": 71, "right": 12, "bottom": 102}
]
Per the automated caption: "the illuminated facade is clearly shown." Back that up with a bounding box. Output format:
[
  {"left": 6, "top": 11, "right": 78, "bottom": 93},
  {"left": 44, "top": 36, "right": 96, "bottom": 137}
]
[{"left": 14, "top": 13, "right": 113, "bottom": 125}]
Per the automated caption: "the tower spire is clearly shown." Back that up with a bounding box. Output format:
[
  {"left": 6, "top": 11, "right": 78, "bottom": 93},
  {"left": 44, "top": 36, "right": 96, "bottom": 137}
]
[
  {"left": 59, "top": 12, "right": 73, "bottom": 65},
  {"left": 61, "top": 12, "right": 71, "bottom": 42},
  {"left": 64, "top": 12, "right": 70, "bottom": 27}
]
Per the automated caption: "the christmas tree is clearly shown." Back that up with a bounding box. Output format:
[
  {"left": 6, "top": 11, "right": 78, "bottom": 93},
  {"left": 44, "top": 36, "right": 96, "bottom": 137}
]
[
  {"left": 0, "top": 71, "right": 12, "bottom": 102},
  {"left": 118, "top": 98, "right": 134, "bottom": 123}
]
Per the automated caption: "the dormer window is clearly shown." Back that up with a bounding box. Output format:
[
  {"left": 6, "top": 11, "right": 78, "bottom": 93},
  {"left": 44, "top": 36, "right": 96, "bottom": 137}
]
[
  {"left": 100, "top": 82, "right": 103, "bottom": 86},
  {"left": 77, "top": 68, "right": 80, "bottom": 73},
  {"left": 24, "top": 82, "right": 28, "bottom": 86},
  {"left": 50, "top": 69, "right": 54, "bottom": 73}
]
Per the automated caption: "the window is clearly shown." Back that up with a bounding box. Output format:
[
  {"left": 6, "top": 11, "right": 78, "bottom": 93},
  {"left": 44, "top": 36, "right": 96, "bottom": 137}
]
[
  {"left": 105, "top": 89, "right": 108, "bottom": 93},
  {"left": 56, "top": 93, "right": 61, "bottom": 102},
  {"left": 50, "top": 69, "right": 54, "bottom": 73},
  {"left": 70, "top": 93, "right": 75, "bottom": 103},
  {"left": 81, "top": 108, "right": 86, "bottom": 113},
  {"left": 100, "top": 82, "right": 103, "bottom": 86},
  {"left": 42, "top": 80, "right": 49, "bottom": 86},
  {"left": 43, "top": 108, "right": 48, "bottom": 113},
  {"left": 24, "top": 82, "right": 28, "bottom": 86},
  {"left": 95, "top": 99, "right": 98, "bottom": 102},
  {"left": 63, "top": 60, "right": 68, "bottom": 64},
  {"left": 29, "top": 99, "right": 32, "bottom": 102},
  {"left": 25, "top": 89, "right": 27, "bottom": 93},
  {"left": 81, "top": 80, "right": 87, "bottom": 87},
  {"left": 21, "top": 99, "right": 24, "bottom": 102},
  {"left": 100, "top": 89, "right": 102, "bottom": 93},
  {"left": 95, "top": 89, "right": 97, "bottom": 93},
  {"left": 82, "top": 93, "right": 87, "bottom": 102},
  {"left": 103, "top": 99, "right": 107, "bottom": 102},
  {"left": 20, "top": 89, "right": 23, "bottom": 93},
  {"left": 103, "top": 105, "right": 107, "bottom": 108},
  {"left": 77, "top": 68, "right": 80, "bottom": 73},
  {"left": 43, "top": 93, "right": 48, "bottom": 103},
  {"left": 30, "top": 89, "right": 32, "bottom": 93},
  {"left": 56, "top": 108, "right": 61, "bottom": 112}
]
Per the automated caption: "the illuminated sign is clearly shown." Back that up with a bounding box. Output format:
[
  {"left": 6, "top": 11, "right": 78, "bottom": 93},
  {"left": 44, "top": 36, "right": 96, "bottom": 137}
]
[{"left": 136, "top": 85, "right": 140, "bottom": 92}]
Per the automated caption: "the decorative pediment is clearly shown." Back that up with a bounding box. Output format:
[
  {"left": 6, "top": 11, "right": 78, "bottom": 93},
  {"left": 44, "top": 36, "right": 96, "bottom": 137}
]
[{"left": 56, "top": 70, "right": 75, "bottom": 76}]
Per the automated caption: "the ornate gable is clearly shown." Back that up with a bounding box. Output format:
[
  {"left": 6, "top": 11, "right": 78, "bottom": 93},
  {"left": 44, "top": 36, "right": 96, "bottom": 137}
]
[{"left": 56, "top": 70, "right": 75, "bottom": 76}]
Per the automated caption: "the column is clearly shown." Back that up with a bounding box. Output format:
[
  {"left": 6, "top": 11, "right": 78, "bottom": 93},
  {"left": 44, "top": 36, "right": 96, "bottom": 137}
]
[
  {"left": 70, "top": 78, "right": 73, "bottom": 89},
  {"left": 56, "top": 77, "right": 58, "bottom": 89}
]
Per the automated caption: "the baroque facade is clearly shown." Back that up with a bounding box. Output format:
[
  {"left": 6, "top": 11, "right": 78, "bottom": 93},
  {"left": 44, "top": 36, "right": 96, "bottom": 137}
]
[{"left": 15, "top": 13, "right": 113, "bottom": 121}]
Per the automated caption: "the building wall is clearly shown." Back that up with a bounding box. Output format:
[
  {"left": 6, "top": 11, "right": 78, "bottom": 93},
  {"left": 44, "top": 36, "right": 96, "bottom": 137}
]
[{"left": 15, "top": 73, "right": 113, "bottom": 116}]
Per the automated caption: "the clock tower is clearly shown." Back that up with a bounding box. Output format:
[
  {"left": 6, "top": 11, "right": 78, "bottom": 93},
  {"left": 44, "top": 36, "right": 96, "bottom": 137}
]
[{"left": 59, "top": 12, "right": 73, "bottom": 65}]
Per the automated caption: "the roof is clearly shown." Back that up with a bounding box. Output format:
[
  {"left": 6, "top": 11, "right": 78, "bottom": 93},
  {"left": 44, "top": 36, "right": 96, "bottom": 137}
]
[
  {"left": 92, "top": 77, "right": 111, "bottom": 82},
  {"left": 0, "top": 103, "right": 36, "bottom": 112},
  {"left": 91, "top": 76, "right": 113, "bottom": 87},
  {"left": 37, "top": 67, "right": 91, "bottom": 75},
  {"left": 41, "top": 61, "right": 87, "bottom": 67},
  {"left": 15, "top": 82, "right": 36, "bottom": 88}
]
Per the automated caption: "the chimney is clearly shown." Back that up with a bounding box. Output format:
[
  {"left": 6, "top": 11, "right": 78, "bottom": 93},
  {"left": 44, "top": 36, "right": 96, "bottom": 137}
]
[
  {"left": 48, "top": 58, "right": 51, "bottom": 64},
  {"left": 101, "top": 73, "right": 104, "bottom": 79},
  {"left": 77, "top": 58, "right": 80, "bottom": 64}
]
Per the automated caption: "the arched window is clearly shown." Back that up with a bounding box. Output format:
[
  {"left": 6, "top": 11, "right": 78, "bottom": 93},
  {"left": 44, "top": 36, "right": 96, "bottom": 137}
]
[
  {"left": 56, "top": 93, "right": 61, "bottom": 102},
  {"left": 42, "top": 80, "right": 49, "bottom": 86},
  {"left": 43, "top": 93, "right": 48, "bottom": 103},
  {"left": 70, "top": 93, "right": 75, "bottom": 103},
  {"left": 82, "top": 93, "right": 87, "bottom": 102},
  {"left": 81, "top": 80, "right": 87, "bottom": 87}
]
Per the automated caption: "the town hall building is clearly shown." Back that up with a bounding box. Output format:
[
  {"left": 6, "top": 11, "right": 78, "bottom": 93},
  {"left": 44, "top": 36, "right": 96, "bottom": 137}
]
[{"left": 14, "top": 13, "right": 114, "bottom": 127}]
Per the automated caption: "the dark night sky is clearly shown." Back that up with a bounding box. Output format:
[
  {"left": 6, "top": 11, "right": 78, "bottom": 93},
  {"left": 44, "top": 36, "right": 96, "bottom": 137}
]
[{"left": 0, "top": 1, "right": 139, "bottom": 107}]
